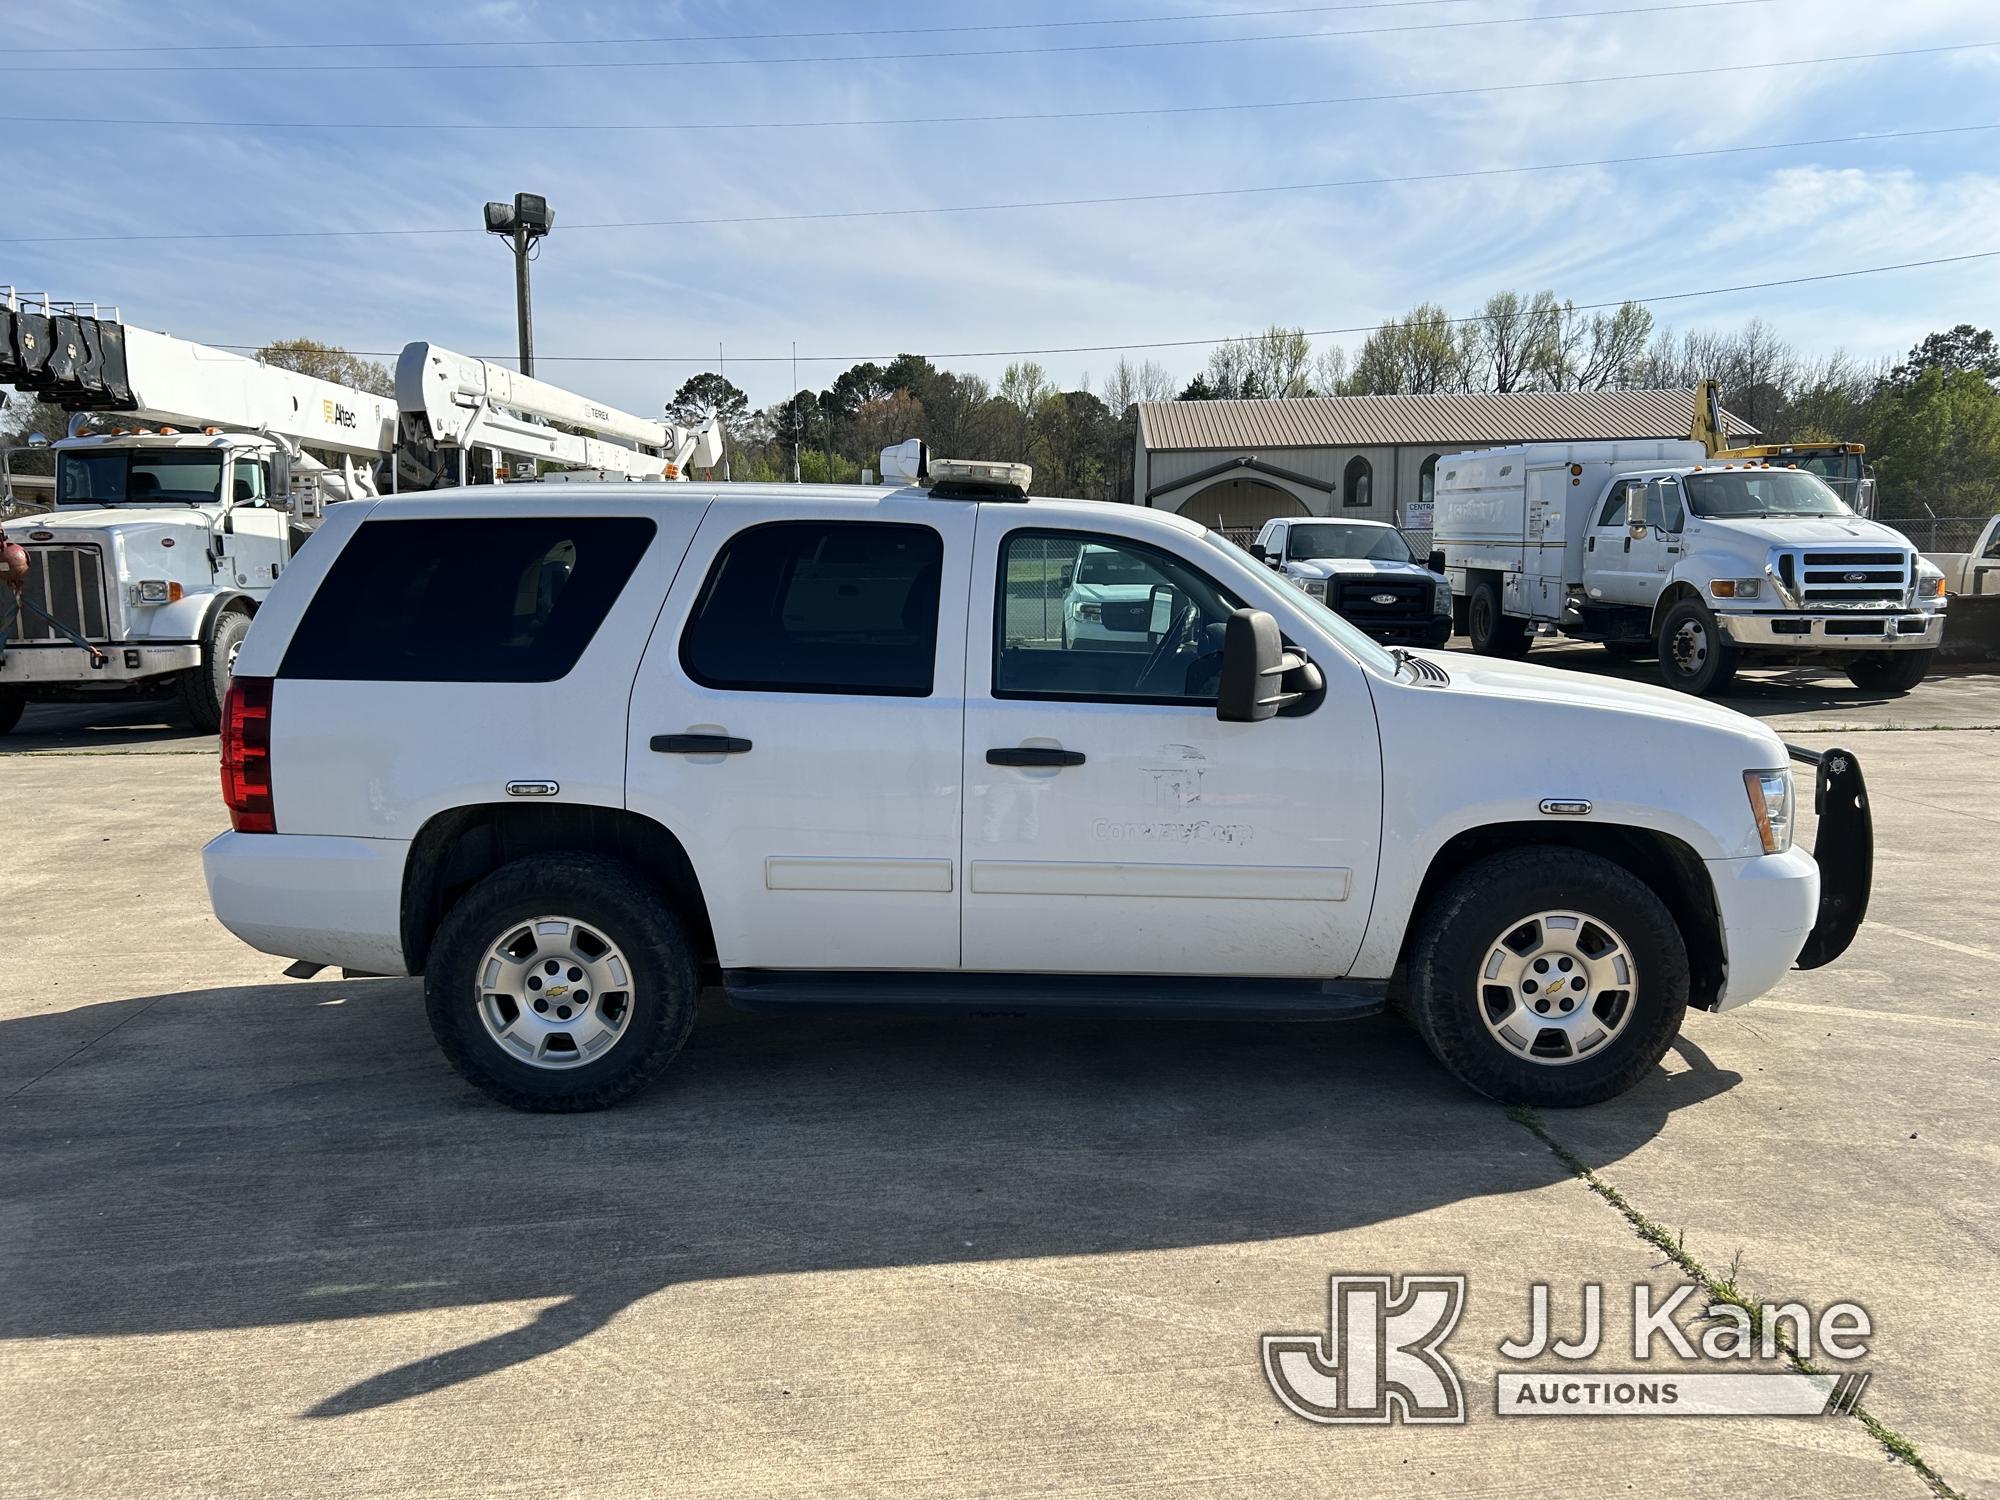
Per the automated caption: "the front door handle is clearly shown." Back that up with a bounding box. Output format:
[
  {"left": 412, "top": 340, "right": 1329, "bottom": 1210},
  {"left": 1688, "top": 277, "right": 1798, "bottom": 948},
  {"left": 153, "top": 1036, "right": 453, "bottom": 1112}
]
[
  {"left": 653, "top": 733, "right": 752, "bottom": 755},
  {"left": 987, "top": 747, "right": 1085, "bottom": 768}
]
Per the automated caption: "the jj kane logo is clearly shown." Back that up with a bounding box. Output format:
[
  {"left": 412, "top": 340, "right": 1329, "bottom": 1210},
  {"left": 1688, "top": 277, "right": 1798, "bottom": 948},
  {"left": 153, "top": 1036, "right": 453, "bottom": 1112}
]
[{"left": 1264, "top": 1274, "right": 1873, "bottom": 1424}]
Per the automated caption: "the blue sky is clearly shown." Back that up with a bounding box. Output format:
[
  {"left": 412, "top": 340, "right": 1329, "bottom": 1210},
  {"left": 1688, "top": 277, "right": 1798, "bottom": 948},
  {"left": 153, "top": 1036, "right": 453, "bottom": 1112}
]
[{"left": 5, "top": 0, "right": 1998, "bottom": 414}]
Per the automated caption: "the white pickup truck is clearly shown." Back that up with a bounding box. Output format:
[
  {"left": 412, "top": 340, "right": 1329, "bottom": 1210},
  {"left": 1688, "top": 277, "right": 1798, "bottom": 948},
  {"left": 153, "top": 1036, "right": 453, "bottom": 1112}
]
[
  {"left": 1247, "top": 517, "right": 1454, "bottom": 647},
  {"left": 200, "top": 457, "right": 1871, "bottom": 1113},
  {"left": 1433, "top": 441, "right": 1947, "bottom": 694},
  {"left": 1926, "top": 514, "right": 2000, "bottom": 597}
]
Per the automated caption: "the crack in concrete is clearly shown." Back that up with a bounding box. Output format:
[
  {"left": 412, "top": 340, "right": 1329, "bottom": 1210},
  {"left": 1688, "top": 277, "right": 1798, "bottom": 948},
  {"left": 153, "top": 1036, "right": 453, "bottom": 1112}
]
[{"left": 1507, "top": 1104, "right": 1966, "bottom": 1500}]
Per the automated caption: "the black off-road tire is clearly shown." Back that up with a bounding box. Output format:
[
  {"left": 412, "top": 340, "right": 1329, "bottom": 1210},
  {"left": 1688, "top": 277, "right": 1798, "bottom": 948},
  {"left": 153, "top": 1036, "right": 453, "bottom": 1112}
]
[
  {"left": 178, "top": 609, "right": 251, "bottom": 732},
  {"left": 1405, "top": 848, "right": 1690, "bottom": 1107},
  {"left": 1844, "top": 649, "right": 1934, "bottom": 694},
  {"left": 1467, "top": 578, "right": 1532, "bottom": 659},
  {"left": 1655, "top": 596, "right": 1737, "bottom": 696},
  {"left": 0, "top": 687, "right": 24, "bottom": 735},
  {"left": 424, "top": 855, "right": 700, "bottom": 1112}
]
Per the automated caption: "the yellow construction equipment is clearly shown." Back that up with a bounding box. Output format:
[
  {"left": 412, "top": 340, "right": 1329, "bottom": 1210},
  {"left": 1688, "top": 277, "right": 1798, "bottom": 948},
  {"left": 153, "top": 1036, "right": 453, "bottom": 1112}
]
[{"left": 1689, "top": 378, "right": 1874, "bottom": 514}]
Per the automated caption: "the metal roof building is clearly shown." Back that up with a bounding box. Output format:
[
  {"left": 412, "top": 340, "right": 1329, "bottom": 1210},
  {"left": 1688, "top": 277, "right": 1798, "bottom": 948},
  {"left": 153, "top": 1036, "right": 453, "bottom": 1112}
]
[{"left": 1133, "top": 388, "right": 1753, "bottom": 537}]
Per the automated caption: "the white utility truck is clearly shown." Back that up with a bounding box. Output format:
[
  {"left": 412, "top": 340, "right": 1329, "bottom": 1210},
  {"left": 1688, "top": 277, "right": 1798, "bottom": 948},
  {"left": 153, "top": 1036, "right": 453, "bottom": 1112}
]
[
  {"left": 201, "top": 450, "right": 1871, "bottom": 1115},
  {"left": 0, "top": 294, "right": 721, "bottom": 734},
  {"left": 1432, "top": 440, "right": 1947, "bottom": 695}
]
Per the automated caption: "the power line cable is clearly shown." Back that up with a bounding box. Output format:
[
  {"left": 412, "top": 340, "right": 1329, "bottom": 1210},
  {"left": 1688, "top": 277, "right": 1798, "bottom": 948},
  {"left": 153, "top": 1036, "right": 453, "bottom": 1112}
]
[
  {"left": 198, "top": 249, "right": 2000, "bottom": 366},
  {"left": 0, "top": 1, "right": 1558, "bottom": 53},
  {"left": 8, "top": 40, "right": 1986, "bottom": 135},
  {"left": 6, "top": 121, "right": 1987, "bottom": 246},
  {"left": 0, "top": 0, "right": 1774, "bottom": 73}
]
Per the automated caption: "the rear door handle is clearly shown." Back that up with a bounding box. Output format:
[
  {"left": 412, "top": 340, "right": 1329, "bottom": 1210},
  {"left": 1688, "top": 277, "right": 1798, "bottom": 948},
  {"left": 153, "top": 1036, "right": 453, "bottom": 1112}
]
[
  {"left": 653, "top": 734, "right": 752, "bottom": 755},
  {"left": 987, "top": 747, "right": 1085, "bottom": 768}
]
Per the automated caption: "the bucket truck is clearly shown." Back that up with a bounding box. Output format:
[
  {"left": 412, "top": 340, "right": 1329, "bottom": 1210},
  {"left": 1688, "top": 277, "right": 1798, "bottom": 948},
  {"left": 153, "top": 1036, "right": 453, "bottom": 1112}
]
[{"left": 0, "top": 294, "right": 722, "bottom": 733}]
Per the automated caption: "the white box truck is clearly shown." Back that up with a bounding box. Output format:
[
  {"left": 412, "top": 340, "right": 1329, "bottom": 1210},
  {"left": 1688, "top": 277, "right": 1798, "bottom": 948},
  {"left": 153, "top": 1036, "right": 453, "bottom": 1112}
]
[{"left": 1432, "top": 441, "right": 1947, "bottom": 695}]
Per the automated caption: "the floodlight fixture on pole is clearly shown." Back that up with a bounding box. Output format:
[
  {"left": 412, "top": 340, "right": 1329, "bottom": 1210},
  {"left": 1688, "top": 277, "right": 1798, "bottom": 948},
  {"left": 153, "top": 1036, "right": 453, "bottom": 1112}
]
[{"left": 483, "top": 192, "right": 554, "bottom": 377}]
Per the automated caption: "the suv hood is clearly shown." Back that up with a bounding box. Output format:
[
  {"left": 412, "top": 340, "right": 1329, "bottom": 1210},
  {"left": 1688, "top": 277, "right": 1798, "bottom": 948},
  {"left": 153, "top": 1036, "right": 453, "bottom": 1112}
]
[
  {"left": 1422, "top": 649, "right": 1781, "bottom": 754},
  {"left": 1288, "top": 558, "right": 1442, "bottom": 582}
]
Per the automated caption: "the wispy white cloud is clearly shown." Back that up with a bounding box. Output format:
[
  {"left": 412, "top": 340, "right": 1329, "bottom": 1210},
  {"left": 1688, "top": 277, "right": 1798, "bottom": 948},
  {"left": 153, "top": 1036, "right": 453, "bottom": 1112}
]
[{"left": 5, "top": 0, "right": 1996, "bottom": 411}]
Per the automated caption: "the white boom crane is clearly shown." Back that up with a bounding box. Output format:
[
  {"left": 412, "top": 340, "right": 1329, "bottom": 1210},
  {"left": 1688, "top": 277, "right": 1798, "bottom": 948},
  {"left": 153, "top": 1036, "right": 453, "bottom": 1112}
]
[{"left": 397, "top": 342, "right": 723, "bottom": 485}]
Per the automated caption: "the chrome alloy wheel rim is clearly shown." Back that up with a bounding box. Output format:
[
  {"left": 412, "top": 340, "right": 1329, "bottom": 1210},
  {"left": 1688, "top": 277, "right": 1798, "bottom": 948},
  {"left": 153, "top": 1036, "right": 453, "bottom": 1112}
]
[
  {"left": 476, "top": 916, "right": 635, "bottom": 1069},
  {"left": 1669, "top": 616, "right": 1710, "bottom": 677},
  {"left": 1478, "top": 910, "right": 1637, "bottom": 1065}
]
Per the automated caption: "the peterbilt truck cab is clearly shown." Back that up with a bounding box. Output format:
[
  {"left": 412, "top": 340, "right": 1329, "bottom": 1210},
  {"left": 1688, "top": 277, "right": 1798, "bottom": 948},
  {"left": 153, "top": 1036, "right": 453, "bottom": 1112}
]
[
  {"left": 1433, "top": 441, "right": 1947, "bottom": 695},
  {"left": 0, "top": 428, "right": 312, "bottom": 734}
]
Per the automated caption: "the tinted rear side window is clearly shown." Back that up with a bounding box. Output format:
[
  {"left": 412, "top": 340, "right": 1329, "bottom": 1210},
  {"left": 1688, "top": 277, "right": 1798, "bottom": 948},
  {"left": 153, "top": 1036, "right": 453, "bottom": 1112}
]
[
  {"left": 280, "top": 516, "right": 656, "bottom": 682},
  {"left": 679, "top": 520, "right": 942, "bottom": 696}
]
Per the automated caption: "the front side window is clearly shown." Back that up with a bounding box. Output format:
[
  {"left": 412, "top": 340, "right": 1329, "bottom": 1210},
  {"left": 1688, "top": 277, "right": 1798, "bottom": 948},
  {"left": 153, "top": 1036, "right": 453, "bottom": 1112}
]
[
  {"left": 231, "top": 458, "right": 269, "bottom": 505},
  {"left": 998, "top": 530, "right": 1240, "bottom": 703},
  {"left": 680, "top": 520, "right": 942, "bottom": 696},
  {"left": 1644, "top": 478, "right": 1685, "bottom": 532},
  {"left": 1418, "top": 453, "right": 1439, "bottom": 508},
  {"left": 1597, "top": 482, "right": 1633, "bottom": 528},
  {"left": 280, "top": 516, "right": 655, "bottom": 683},
  {"left": 1286, "top": 523, "right": 1413, "bottom": 564},
  {"left": 1343, "top": 455, "right": 1373, "bottom": 509},
  {"left": 1684, "top": 469, "right": 1852, "bottom": 519}
]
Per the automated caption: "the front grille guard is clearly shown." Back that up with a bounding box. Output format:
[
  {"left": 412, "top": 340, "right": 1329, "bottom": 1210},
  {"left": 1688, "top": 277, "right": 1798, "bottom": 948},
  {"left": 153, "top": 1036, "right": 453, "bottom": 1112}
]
[{"left": 1786, "top": 744, "right": 1871, "bottom": 970}]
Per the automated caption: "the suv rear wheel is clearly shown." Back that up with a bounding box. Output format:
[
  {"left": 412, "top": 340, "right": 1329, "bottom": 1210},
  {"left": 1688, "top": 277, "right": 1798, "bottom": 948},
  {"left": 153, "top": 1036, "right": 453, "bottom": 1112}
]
[
  {"left": 425, "top": 855, "right": 699, "bottom": 1112},
  {"left": 1405, "top": 848, "right": 1689, "bottom": 1106}
]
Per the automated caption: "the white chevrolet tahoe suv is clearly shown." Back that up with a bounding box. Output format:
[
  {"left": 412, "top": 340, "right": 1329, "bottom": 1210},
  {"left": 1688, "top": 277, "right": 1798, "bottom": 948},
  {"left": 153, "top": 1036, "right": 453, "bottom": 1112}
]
[{"left": 202, "top": 459, "right": 1872, "bottom": 1113}]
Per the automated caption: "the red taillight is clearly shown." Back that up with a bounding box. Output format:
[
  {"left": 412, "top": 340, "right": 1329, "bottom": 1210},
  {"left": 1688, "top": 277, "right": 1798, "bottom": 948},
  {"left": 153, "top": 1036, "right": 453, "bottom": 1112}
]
[{"left": 221, "top": 675, "right": 276, "bottom": 833}]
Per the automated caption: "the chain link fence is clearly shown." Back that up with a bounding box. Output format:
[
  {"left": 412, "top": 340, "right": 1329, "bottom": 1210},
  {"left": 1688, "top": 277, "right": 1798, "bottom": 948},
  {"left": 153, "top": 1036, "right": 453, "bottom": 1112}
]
[{"left": 1876, "top": 516, "right": 1993, "bottom": 555}]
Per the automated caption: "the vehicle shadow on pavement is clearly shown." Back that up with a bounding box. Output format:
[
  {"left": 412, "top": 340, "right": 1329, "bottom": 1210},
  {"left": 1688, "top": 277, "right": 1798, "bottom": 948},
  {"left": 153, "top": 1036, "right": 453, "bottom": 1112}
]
[{"left": 0, "top": 978, "right": 1739, "bottom": 1419}]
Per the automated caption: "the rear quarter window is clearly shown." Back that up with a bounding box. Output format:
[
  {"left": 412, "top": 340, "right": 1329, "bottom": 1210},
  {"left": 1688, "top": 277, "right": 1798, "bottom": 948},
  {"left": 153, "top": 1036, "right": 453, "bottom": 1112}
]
[{"left": 279, "top": 515, "right": 656, "bottom": 682}]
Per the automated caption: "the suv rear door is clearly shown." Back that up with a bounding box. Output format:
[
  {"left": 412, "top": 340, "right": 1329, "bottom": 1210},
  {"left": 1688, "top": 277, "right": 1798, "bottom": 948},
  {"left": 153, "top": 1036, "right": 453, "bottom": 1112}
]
[{"left": 626, "top": 494, "right": 974, "bottom": 972}]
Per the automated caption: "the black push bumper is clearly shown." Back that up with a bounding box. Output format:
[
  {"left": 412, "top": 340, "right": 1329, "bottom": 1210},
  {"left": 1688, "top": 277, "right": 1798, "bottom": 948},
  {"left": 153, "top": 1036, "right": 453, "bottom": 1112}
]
[{"left": 1786, "top": 744, "right": 1872, "bottom": 970}]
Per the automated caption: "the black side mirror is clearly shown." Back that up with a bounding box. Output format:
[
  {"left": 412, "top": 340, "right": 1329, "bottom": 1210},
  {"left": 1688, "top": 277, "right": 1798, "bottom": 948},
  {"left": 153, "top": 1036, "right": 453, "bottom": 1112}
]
[
  {"left": 1247, "top": 541, "right": 1268, "bottom": 563},
  {"left": 1217, "top": 608, "right": 1317, "bottom": 721},
  {"left": 1058, "top": 565, "right": 1075, "bottom": 590}
]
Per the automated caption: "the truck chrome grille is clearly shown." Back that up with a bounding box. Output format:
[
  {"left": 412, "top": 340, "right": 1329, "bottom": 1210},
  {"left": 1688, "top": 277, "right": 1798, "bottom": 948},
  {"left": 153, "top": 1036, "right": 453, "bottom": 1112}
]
[
  {"left": 1780, "top": 547, "right": 1911, "bottom": 607},
  {"left": 1333, "top": 577, "right": 1430, "bottom": 622},
  {"left": 5, "top": 545, "right": 111, "bottom": 644}
]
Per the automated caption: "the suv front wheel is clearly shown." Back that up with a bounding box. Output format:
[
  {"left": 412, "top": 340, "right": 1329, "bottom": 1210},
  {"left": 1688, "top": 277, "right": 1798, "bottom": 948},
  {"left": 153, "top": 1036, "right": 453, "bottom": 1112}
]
[
  {"left": 424, "top": 855, "right": 700, "bottom": 1112},
  {"left": 1405, "top": 848, "right": 1689, "bottom": 1106}
]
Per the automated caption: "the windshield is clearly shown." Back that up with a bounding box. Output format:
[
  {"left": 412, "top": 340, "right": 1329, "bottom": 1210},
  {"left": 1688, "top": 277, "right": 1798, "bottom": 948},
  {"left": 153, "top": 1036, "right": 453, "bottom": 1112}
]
[
  {"left": 58, "top": 449, "right": 224, "bottom": 506},
  {"left": 1075, "top": 546, "right": 1169, "bottom": 586},
  {"left": 1286, "top": 523, "right": 1414, "bottom": 564},
  {"left": 1683, "top": 469, "right": 1852, "bottom": 520}
]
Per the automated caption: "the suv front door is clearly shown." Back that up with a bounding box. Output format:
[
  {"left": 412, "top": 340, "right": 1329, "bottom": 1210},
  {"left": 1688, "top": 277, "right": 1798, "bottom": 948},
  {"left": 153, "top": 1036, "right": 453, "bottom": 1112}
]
[
  {"left": 626, "top": 494, "right": 974, "bottom": 972},
  {"left": 961, "top": 516, "right": 1382, "bottom": 978}
]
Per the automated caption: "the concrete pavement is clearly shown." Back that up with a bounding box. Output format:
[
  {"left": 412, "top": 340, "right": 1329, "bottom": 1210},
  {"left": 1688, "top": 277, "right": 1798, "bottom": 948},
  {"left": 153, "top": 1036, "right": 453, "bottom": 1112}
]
[{"left": 2, "top": 675, "right": 1994, "bottom": 1498}]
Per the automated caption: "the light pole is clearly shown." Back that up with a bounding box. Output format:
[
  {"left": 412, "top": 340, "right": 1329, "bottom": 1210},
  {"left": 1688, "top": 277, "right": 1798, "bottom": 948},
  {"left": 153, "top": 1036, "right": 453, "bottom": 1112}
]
[{"left": 482, "top": 192, "right": 553, "bottom": 376}]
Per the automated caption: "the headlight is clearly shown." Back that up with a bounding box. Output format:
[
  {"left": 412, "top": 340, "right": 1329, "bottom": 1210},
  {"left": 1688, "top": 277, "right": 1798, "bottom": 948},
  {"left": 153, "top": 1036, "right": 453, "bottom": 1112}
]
[
  {"left": 1434, "top": 579, "right": 1452, "bottom": 613},
  {"left": 131, "top": 579, "right": 183, "bottom": 605},
  {"left": 1073, "top": 601, "right": 1102, "bottom": 623},
  {"left": 1915, "top": 562, "right": 1946, "bottom": 600},
  {"left": 1709, "top": 578, "right": 1761, "bottom": 599},
  {"left": 1743, "top": 768, "right": 1794, "bottom": 855},
  {"left": 1304, "top": 578, "right": 1327, "bottom": 597}
]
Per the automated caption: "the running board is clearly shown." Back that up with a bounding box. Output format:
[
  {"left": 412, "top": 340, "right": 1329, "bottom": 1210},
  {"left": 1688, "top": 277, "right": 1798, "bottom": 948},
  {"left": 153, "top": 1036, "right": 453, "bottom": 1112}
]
[{"left": 721, "top": 970, "right": 1389, "bottom": 1021}]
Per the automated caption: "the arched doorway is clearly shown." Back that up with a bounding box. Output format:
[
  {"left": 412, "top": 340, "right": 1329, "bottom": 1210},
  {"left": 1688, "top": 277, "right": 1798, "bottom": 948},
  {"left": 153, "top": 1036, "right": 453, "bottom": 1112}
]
[{"left": 1172, "top": 478, "right": 1309, "bottom": 540}]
